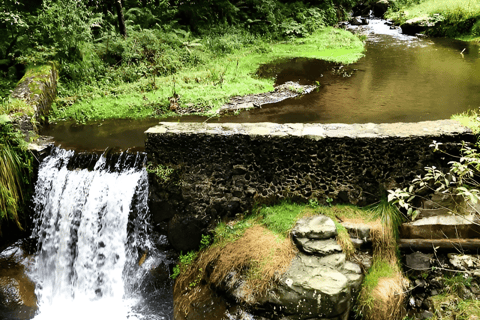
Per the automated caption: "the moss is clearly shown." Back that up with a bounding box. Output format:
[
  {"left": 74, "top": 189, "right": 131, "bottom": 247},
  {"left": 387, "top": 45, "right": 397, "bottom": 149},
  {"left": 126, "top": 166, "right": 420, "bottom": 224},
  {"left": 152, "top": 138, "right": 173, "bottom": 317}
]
[{"left": 0, "top": 99, "right": 35, "bottom": 118}]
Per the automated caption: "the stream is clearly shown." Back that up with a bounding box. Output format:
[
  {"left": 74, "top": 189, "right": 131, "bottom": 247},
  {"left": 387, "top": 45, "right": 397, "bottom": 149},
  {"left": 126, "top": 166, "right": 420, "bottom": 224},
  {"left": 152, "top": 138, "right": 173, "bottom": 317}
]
[{"left": 40, "top": 19, "right": 480, "bottom": 151}]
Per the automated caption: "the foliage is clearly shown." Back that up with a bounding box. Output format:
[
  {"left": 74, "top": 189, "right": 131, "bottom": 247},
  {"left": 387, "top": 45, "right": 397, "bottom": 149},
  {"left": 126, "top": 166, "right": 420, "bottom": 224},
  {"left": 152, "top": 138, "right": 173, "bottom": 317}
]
[
  {"left": 452, "top": 109, "right": 480, "bottom": 134},
  {"left": 0, "top": 98, "right": 34, "bottom": 118},
  {"left": 386, "top": 0, "right": 480, "bottom": 39},
  {"left": 0, "top": 120, "right": 33, "bottom": 235},
  {"left": 170, "top": 250, "right": 198, "bottom": 280},
  {"left": 146, "top": 163, "right": 174, "bottom": 182},
  {"left": 388, "top": 141, "right": 480, "bottom": 220}
]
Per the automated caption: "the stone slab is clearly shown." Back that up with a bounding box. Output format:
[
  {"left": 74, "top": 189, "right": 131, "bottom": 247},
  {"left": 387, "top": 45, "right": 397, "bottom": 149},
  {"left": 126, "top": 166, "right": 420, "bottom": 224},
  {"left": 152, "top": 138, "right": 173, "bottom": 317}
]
[{"left": 146, "top": 120, "right": 470, "bottom": 139}]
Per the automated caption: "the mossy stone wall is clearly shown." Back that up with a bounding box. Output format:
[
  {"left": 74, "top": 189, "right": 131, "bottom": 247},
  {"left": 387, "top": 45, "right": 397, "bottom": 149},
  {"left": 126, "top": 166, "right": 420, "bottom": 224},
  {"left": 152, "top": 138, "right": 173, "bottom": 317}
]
[{"left": 11, "top": 63, "right": 58, "bottom": 130}]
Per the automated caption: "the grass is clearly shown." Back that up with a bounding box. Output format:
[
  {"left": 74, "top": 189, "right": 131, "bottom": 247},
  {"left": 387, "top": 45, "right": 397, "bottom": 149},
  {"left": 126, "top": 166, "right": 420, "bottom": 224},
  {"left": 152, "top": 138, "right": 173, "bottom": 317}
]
[
  {"left": 386, "top": 0, "right": 480, "bottom": 40},
  {"left": 0, "top": 98, "right": 35, "bottom": 118},
  {"left": 51, "top": 27, "right": 364, "bottom": 123},
  {"left": 0, "top": 121, "right": 33, "bottom": 235},
  {"left": 356, "top": 259, "right": 404, "bottom": 320},
  {"left": 452, "top": 109, "right": 480, "bottom": 134}
]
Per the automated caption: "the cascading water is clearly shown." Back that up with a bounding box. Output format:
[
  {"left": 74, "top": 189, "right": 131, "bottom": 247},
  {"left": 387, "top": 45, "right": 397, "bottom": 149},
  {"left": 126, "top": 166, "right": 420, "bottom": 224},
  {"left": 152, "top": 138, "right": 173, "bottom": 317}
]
[{"left": 30, "top": 147, "right": 173, "bottom": 320}]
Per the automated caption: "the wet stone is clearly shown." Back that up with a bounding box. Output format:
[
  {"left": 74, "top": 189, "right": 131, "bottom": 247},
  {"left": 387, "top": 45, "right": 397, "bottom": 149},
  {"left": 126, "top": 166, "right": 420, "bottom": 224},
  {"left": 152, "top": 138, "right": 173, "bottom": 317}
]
[
  {"left": 292, "top": 215, "right": 337, "bottom": 240},
  {"left": 294, "top": 237, "right": 342, "bottom": 256}
]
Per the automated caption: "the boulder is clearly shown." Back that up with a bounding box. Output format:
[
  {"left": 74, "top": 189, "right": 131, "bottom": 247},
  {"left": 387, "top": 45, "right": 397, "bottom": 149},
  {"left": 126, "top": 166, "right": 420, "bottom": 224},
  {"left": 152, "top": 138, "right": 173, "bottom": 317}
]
[
  {"left": 292, "top": 215, "right": 337, "bottom": 240},
  {"left": 373, "top": 0, "right": 390, "bottom": 18},
  {"left": 0, "top": 241, "right": 37, "bottom": 320},
  {"left": 350, "top": 16, "right": 364, "bottom": 26},
  {"left": 448, "top": 253, "right": 480, "bottom": 271},
  {"left": 400, "top": 17, "right": 431, "bottom": 35},
  {"left": 261, "top": 252, "right": 363, "bottom": 319}
]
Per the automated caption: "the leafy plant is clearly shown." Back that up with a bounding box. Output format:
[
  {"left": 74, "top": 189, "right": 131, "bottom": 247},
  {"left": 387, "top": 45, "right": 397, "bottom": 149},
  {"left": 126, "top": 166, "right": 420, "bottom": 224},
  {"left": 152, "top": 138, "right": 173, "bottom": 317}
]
[
  {"left": 388, "top": 141, "right": 480, "bottom": 220},
  {"left": 146, "top": 163, "right": 174, "bottom": 182},
  {"left": 171, "top": 250, "right": 198, "bottom": 280}
]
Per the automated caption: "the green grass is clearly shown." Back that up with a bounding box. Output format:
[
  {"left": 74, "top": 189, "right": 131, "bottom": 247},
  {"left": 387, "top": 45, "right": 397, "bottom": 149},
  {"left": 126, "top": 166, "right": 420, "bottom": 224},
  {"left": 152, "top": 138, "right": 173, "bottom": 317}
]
[
  {"left": 259, "top": 201, "right": 306, "bottom": 236},
  {"left": 51, "top": 27, "right": 364, "bottom": 123},
  {"left": 386, "top": 0, "right": 480, "bottom": 40},
  {"left": 452, "top": 109, "right": 480, "bottom": 134},
  {"left": 361, "top": 259, "right": 396, "bottom": 296}
]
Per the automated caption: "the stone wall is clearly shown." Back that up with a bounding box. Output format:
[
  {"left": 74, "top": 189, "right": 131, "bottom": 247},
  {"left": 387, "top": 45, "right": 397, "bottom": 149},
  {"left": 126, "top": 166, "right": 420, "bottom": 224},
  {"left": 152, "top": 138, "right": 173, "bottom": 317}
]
[
  {"left": 145, "top": 120, "right": 474, "bottom": 251},
  {"left": 11, "top": 63, "right": 58, "bottom": 133}
]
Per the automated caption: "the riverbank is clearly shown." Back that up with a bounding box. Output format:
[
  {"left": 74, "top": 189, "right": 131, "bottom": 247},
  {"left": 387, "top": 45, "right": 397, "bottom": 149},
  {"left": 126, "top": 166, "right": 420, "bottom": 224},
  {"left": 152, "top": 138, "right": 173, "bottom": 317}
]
[
  {"left": 386, "top": 0, "right": 480, "bottom": 41},
  {"left": 48, "top": 27, "right": 364, "bottom": 123}
]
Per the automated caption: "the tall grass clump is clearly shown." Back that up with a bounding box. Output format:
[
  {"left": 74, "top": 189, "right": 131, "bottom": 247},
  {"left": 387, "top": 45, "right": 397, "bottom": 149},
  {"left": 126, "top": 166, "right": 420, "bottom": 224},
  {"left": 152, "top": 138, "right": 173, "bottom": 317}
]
[
  {"left": 355, "top": 197, "right": 406, "bottom": 320},
  {"left": 0, "top": 119, "right": 33, "bottom": 235}
]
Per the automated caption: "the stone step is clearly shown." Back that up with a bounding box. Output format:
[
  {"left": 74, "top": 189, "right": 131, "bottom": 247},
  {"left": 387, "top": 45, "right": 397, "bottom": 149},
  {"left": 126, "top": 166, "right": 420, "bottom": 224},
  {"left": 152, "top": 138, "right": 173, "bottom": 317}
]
[{"left": 400, "top": 214, "right": 480, "bottom": 239}]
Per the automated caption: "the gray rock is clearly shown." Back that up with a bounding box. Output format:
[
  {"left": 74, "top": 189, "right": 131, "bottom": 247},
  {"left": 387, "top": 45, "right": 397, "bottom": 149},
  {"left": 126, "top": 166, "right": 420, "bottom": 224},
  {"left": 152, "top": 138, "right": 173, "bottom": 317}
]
[
  {"left": 341, "top": 221, "right": 370, "bottom": 240},
  {"left": 292, "top": 215, "right": 337, "bottom": 240},
  {"left": 405, "top": 252, "right": 432, "bottom": 270},
  {"left": 294, "top": 237, "right": 342, "bottom": 256},
  {"left": 261, "top": 252, "right": 362, "bottom": 319},
  {"left": 448, "top": 253, "right": 480, "bottom": 271},
  {"left": 350, "top": 238, "right": 364, "bottom": 249}
]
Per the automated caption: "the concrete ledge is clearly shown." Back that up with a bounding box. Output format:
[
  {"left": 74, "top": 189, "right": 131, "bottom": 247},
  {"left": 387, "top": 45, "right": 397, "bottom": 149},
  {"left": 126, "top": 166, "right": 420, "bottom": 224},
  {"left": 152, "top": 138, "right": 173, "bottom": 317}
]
[
  {"left": 146, "top": 120, "right": 469, "bottom": 138},
  {"left": 145, "top": 120, "right": 474, "bottom": 251}
]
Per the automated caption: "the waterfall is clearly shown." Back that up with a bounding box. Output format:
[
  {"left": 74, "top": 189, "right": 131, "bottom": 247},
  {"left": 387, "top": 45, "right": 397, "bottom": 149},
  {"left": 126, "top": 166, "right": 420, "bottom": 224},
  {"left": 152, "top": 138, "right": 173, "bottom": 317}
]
[{"left": 30, "top": 147, "right": 172, "bottom": 320}]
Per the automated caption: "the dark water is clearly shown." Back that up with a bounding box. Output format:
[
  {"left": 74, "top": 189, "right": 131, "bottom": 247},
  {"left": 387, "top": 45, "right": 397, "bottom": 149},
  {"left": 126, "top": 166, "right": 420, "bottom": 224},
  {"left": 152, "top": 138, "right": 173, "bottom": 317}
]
[
  {"left": 216, "top": 20, "right": 480, "bottom": 123},
  {"left": 42, "top": 19, "right": 480, "bottom": 150},
  {"left": 40, "top": 118, "right": 160, "bottom": 152}
]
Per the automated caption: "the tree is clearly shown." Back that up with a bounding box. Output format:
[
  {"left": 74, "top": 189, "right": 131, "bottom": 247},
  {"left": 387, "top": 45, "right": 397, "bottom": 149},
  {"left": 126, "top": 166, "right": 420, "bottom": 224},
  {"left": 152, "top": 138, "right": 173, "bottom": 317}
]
[{"left": 115, "top": 0, "right": 127, "bottom": 37}]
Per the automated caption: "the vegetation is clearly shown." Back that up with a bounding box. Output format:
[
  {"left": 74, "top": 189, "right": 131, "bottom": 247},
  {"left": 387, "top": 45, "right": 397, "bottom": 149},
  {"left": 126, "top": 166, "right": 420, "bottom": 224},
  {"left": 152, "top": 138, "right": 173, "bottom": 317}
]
[
  {"left": 386, "top": 0, "right": 480, "bottom": 41},
  {"left": 430, "top": 274, "right": 480, "bottom": 320},
  {"left": 0, "top": 0, "right": 366, "bottom": 123},
  {"left": 0, "top": 117, "right": 34, "bottom": 235},
  {"left": 452, "top": 109, "right": 480, "bottom": 134},
  {"left": 388, "top": 140, "right": 480, "bottom": 220}
]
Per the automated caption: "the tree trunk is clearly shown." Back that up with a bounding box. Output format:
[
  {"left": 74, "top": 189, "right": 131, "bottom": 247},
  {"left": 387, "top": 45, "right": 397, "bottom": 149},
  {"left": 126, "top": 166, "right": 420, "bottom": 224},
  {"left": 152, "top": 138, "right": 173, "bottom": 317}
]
[
  {"left": 115, "top": 0, "right": 127, "bottom": 37},
  {"left": 399, "top": 238, "right": 480, "bottom": 251}
]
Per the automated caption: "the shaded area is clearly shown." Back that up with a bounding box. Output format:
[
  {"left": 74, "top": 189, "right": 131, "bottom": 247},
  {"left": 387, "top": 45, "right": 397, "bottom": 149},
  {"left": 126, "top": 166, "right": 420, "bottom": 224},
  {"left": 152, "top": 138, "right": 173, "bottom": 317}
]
[{"left": 40, "top": 118, "right": 160, "bottom": 152}]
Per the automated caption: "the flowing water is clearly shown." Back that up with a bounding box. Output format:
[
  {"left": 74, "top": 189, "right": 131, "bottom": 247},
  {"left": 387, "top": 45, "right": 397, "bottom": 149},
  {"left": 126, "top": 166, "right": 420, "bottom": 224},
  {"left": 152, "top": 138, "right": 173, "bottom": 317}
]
[{"left": 29, "top": 147, "right": 173, "bottom": 320}]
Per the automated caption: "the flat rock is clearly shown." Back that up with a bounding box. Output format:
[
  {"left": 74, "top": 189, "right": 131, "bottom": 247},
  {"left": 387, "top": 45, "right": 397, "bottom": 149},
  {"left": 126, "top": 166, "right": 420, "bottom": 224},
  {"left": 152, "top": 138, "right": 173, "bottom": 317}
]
[
  {"left": 292, "top": 215, "right": 337, "bottom": 240},
  {"left": 405, "top": 252, "right": 433, "bottom": 270},
  {"left": 400, "top": 214, "right": 480, "bottom": 239},
  {"left": 294, "top": 237, "right": 342, "bottom": 256},
  {"left": 341, "top": 221, "right": 370, "bottom": 240}
]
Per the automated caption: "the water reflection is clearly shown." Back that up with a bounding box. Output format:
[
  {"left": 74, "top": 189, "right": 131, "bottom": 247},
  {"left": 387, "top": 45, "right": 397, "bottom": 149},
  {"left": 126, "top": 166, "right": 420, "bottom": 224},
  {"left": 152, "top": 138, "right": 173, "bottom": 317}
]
[{"left": 215, "top": 19, "right": 480, "bottom": 124}]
